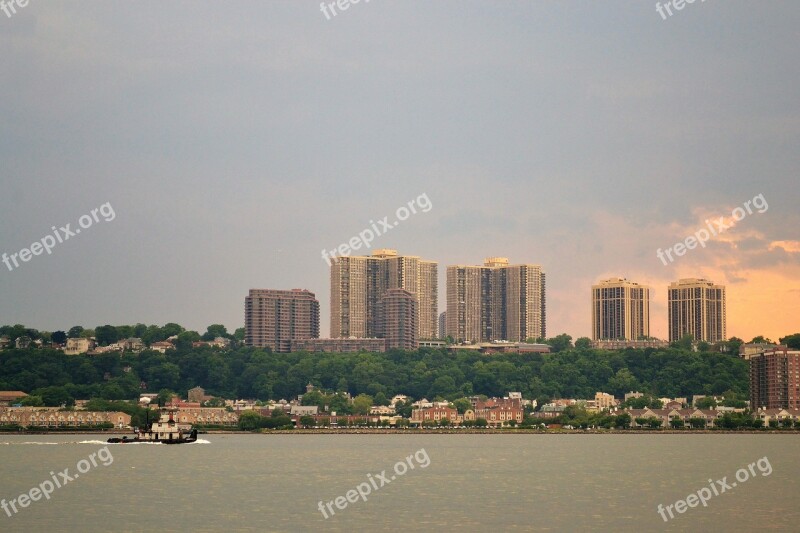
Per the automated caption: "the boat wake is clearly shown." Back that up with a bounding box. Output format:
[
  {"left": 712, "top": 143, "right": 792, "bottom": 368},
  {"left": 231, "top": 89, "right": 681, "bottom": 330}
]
[{"left": 0, "top": 441, "right": 60, "bottom": 445}]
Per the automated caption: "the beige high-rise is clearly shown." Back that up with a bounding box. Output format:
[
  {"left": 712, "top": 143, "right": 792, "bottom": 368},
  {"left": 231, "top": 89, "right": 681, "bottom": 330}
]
[
  {"left": 244, "top": 289, "right": 320, "bottom": 352},
  {"left": 591, "top": 278, "right": 651, "bottom": 341},
  {"left": 668, "top": 278, "right": 726, "bottom": 343},
  {"left": 446, "top": 258, "right": 545, "bottom": 343},
  {"left": 330, "top": 249, "right": 437, "bottom": 340}
]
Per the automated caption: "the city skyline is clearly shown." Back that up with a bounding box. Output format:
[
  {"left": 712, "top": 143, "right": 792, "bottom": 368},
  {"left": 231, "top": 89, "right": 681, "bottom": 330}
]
[{"left": 1, "top": 3, "right": 797, "bottom": 343}]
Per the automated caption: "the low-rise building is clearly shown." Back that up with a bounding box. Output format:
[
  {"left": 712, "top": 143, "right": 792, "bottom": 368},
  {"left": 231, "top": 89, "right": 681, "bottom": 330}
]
[
  {"left": 0, "top": 391, "right": 28, "bottom": 407},
  {"left": 0, "top": 408, "right": 131, "bottom": 428},
  {"left": 592, "top": 339, "right": 669, "bottom": 350},
  {"left": 411, "top": 406, "right": 459, "bottom": 424},
  {"left": 739, "top": 343, "right": 777, "bottom": 360},
  {"left": 64, "top": 338, "right": 96, "bottom": 355},
  {"left": 171, "top": 407, "right": 238, "bottom": 426},
  {"left": 15, "top": 336, "right": 33, "bottom": 349},
  {"left": 592, "top": 392, "right": 618, "bottom": 411},
  {"left": 370, "top": 405, "right": 395, "bottom": 416},
  {"left": 625, "top": 408, "right": 722, "bottom": 428},
  {"left": 148, "top": 341, "right": 175, "bottom": 353},
  {"left": 418, "top": 340, "right": 447, "bottom": 348},
  {"left": 290, "top": 405, "right": 319, "bottom": 416},
  {"left": 290, "top": 338, "right": 387, "bottom": 353},
  {"left": 122, "top": 337, "right": 145, "bottom": 351},
  {"left": 448, "top": 342, "right": 551, "bottom": 355},
  {"left": 754, "top": 408, "right": 800, "bottom": 426}
]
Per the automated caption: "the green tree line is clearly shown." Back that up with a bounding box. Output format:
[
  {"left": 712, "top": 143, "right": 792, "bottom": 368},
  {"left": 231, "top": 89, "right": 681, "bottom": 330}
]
[{"left": 0, "top": 342, "right": 752, "bottom": 405}]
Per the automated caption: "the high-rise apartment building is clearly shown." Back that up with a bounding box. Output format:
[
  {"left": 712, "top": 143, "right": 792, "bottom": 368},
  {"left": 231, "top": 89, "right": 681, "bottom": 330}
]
[
  {"left": 446, "top": 258, "right": 545, "bottom": 343},
  {"left": 668, "top": 278, "right": 726, "bottom": 343},
  {"left": 750, "top": 346, "right": 800, "bottom": 410},
  {"left": 330, "top": 249, "right": 437, "bottom": 340},
  {"left": 439, "top": 311, "right": 446, "bottom": 339},
  {"left": 244, "top": 289, "right": 319, "bottom": 352},
  {"left": 377, "top": 288, "right": 418, "bottom": 350},
  {"left": 591, "top": 278, "right": 651, "bottom": 341}
]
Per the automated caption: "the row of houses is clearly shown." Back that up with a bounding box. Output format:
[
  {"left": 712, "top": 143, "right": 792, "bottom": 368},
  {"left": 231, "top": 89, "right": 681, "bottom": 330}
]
[
  {"left": 0, "top": 408, "right": 131, "bottom": 428},
  {"left": 625, "top": 408, "right": 725, "bottom": 427}
]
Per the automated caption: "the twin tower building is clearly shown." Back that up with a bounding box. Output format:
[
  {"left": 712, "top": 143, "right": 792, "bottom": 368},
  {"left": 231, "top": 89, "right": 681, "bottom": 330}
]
[
  {"left": 592, "top": 277, "right": 727, "bottom": 343},
  {"left": 245, "top": 249, "right": 546, "bottom": 352}
]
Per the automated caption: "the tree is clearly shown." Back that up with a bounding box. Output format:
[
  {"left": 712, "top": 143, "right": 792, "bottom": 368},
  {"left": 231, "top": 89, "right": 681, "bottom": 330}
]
[
  {"left": 621, "top": 396, "right": 663, "bottom": 409},
  {"left": 203, "top": 324, "right": 229, "bottom": 341},
  {"left": 177, "top": 331, "right": 201, "bottom": 344},
  {"left": 238, "top": 411, "right": 263, "bottom": 431},
  {"left": 156, "top": 389, "right": 176, "bottom": 407},
  {"left": 20, "top": 395, "right": 44, "bottom": 407},
  {"left": 545, "top": 334, "right": 573, "bottom": 353},
  {"left": 673, "top": 334, "right": 693, "bottom": 351},
  {"left": 95, "top": 325, "right": 119, "bottom": 346},
  {"left": 695, "top": 397, "right": 717, "bottom": 409},
  {"left": 475, "top": 418, "right": 488, "bottom": 427},
  {"left": 373, "top": 391, "right": 389, "bottom": 406},
  {"left": 615, "top": 413, "right": 632, "bottom": 429},
  {"left": 606, "top": 368, "right": 640, "bottom": 398},
  {"left": 301, "top": 390, "right": 324, "bottom": 407},
  {"left": 50, "top": 331, "right": 67, "bottom": 345},
  {"left": 352, "top": 394, "right": 373, "bottom": 415},
  {"left": 780, "top": 333, "right": 800, "bottom": 350},
  {"left": 298, "top": 415, "right": 316, "bottom": 428},
  {"left": 67, "top": 326, "right": 84, "bottom": 338},
  {"left": 35, "top": 387, "right": 74, "bottom": 407},
  {"left": 750, "top": 335, "right": 772, "bottom": 344},
  {"left": 160, "top": 323, "right": 185, "bottom": 339},
  {"left": 670, "top": 416, "right": 684, "bottom": 429},
  {"left": 574, "top": 337, "right": 592, "bottom": 350},
  {"left": 452, "top": 397, "right": 472, "bottom": 414},
  {"left": 647, "top": 417, "right": 663, "bottom": 429},
  {"left": 688, "top": 417, "right": 706, "bottom": 429},
  {"left": 233, "top": 328, "right": 245, "bottom": 341}
]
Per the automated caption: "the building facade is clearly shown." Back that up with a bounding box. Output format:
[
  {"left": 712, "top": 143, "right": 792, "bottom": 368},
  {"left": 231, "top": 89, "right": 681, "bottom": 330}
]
[
  {"left": 0, "top": 408, "right": 131, "bottom": 428},
  {"left": 667, "top": 278, "right": 726, "bottom": 343},
  {"left": 244, "top": 289, "right": 320, "bottom": 352},
  {"left": 289, "top": 338, "right": 387, "bottom": 353},
  {"left": 330, "top": 249, "right": 437, "bottom": 340},
  {"left": 376, "top": 288, "right": 418, "bottom": 350},
  {"left": 750, "top": 346, "right": 800, "bottom": 410},
  {"left": 591, "top": 278, "right": 651, "bottom": 341},
  {"left": 445, "top": 258, "right": 545, "bottom": 343}
]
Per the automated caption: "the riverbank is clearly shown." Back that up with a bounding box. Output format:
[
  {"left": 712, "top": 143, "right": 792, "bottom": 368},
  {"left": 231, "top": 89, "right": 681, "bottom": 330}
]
[{"left": 5, "top": 428, "right": 800, "bottom": 435}]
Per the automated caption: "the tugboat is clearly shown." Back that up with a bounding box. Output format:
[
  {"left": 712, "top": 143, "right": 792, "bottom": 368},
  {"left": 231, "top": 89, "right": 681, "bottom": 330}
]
[{"left": 107, "top": 408, "right": 197, "bottom": 444}]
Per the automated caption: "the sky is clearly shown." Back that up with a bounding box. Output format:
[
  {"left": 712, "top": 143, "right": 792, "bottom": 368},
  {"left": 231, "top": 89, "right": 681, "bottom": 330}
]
[{"left": 1, "top": 1, "right": 798, "bottom": 342}]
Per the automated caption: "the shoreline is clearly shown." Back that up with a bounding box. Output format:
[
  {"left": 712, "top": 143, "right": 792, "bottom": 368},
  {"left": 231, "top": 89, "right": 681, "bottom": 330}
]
[{"left": 5, "top": 429, "right": 799, "bottom": 436}]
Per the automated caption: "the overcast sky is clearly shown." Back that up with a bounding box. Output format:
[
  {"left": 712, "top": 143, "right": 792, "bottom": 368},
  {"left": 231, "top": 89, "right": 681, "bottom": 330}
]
[{"left": 1, "top": 1, "right": 798, "bottom": 341}]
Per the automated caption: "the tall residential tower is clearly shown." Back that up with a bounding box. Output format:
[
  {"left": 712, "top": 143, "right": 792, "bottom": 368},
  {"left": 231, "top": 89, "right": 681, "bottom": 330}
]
[
  {"left": 446, "top": 258, "right": 545, "bottom": 343},
  {"left": 667, "top": 278, "right": 726, "bottom": 343},
  {"left": 244, "top": 289, "right": 320, "bottom": 352},
  {"left": 330, "top": 249, "right": 437, "bottom": 340},
  {"left": 591, "top": 278, "right": 651, "bottom": 341}
]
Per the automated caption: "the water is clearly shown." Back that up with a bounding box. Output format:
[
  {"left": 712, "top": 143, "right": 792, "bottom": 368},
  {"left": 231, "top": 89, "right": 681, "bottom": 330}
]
[{"left": 0, "top": 433, "right": 797, "bottom": 532}]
